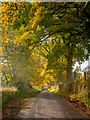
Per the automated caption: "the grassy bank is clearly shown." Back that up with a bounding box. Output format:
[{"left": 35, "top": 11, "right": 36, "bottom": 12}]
[{"left": 2, "top": 87, "right": 41, "bottom": 109}]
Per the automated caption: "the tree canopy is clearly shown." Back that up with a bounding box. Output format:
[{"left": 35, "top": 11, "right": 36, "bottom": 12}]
[{"left": 2, "top": 2, "right": 90, "bottom": 88}]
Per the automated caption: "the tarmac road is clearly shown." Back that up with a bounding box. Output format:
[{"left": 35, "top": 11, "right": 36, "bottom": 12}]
[{"left": 17, "top": 90, "right": 89, "bottom": 119}]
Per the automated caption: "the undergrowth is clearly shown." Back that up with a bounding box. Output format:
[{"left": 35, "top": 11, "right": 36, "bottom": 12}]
[{"left": 2, "top": 87, "right": 40, "bottom": 109}]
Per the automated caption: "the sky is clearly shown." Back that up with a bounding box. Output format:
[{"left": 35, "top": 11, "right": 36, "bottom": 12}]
[
  {"left": 73, "top": 58, "right": 89, "bottom": 74},
  {"left": 73, "top": 61, "right": 88, "bottom": 71}
]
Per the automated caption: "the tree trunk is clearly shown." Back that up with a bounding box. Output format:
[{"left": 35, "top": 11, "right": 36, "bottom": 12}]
[
  {"left": 66, "top": 58, "right": 73, "bottom": 83},
  {"left": 58, "top": 71, "right": 63, "bottom": 91},
  {"left": 66, "top": 47, "right": 73, "bottom": 83},
  {"left": 28, "top": 79, "right": 33, "bottom": 88}
]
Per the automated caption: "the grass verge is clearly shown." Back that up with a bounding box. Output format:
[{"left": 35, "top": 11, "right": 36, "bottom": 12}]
[{"left": 2, "top": 87, "right": 41, "bottom": 109}]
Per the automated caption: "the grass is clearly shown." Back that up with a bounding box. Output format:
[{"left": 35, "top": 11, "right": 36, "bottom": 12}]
[{"left": 2, "top": 87, "right": 41, "bottom": 109}]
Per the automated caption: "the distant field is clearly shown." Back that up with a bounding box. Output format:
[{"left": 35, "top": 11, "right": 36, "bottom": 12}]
[{"left": 0, "top": 87, "right": 17, "bottom": 92}]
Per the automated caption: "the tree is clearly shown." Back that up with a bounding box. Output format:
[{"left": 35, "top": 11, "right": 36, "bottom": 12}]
[
  {"left": 2, "top": 2, "right": 90, "bottom": 86},
  {"left": 29, "top": 2, "right": 89, "bottom": 82}
]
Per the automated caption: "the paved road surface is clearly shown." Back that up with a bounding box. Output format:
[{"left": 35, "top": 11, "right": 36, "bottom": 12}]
[{"left": 17, "top": 90, "right": 89, "bottom": 119}]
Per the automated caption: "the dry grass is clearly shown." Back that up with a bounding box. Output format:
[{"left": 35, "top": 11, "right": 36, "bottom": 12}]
[{"left": 0, "top": 87, "right": 17, "bottom": 93}]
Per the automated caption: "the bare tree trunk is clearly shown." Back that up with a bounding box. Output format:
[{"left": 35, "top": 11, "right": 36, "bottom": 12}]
[
  {"left": 28, "top": 79, "right": 33, "bottom": 88},
  {"left": 67, "top": 49, "right": 73, "bottom": 83},
  {"left": 66, "top": 47, "right": 74, "bottom": 93},
  {"left": 66, "top": 56, "right": 73, "bottom": 83}
]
